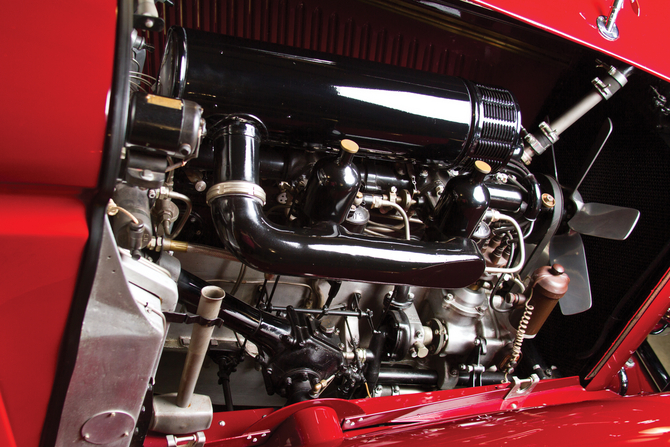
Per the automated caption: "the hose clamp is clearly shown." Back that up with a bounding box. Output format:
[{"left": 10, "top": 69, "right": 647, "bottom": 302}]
[{"left": 206, "top": 181, "right": 267, "bottom": 205}]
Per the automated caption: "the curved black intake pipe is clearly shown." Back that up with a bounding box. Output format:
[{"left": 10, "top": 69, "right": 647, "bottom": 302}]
[{"left": 208, "top": 120, "right": 486, "bottom": 289}]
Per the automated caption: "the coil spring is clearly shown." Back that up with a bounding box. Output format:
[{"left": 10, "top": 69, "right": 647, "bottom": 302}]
[{"left": 504, "top": 296, "right": 534, "bottom": 380}]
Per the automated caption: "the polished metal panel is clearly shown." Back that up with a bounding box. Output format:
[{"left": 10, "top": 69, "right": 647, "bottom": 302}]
[{"left": 54, "top": 218, "right": 177, "bottom": 446}]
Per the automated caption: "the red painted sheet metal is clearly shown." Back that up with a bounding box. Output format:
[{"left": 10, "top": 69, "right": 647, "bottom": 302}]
[
  {"left": 587, "top": 268, "right": 670, "bottom": 390},
  {"left": 0, "top": 189, "right": 89, "bottom": 447},
  {"left": 0, "top": 0, "right": 116, "bottom": 188},
  {"left": 265, "top": 406, "right": 344, "bottom": 447},
  {"left": 341, "top": 394, "right": 670, "bottom": 446},
  {"left": 143, "top": 376, "right": 625, "bottom": 446},
  {"left": 144, "top": 379, "right": 670, "bottom": 446},
  {"left": 470, "top": 0, "right": 670, "bottom": 82},
  {"left": 607, "top": 353, "right": 658, "bottom": 395},
  {"left": 0, "top": 392, "right": 17, "bottom": 447},
  {"left": 342, "top": 377, "right": 617, "bottom": 429}
]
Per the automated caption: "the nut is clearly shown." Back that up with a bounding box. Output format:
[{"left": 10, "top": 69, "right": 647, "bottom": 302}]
[{"left": 541, "top": 193, "right": 556, "bottom": 208}]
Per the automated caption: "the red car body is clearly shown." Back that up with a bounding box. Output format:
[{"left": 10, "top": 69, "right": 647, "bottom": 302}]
[{"left": 2, "top": 1, "right": 670, "bottom": 446}]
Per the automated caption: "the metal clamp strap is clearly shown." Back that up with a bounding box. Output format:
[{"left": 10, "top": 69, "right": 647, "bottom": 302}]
[
  {"left": 163, "top": 311, "right": 225, "bottom": 328},
  {"left": 538, "top": 122, "right": 559, "bottom": 144},
  {"left": 206, "top": 180, "right": 267, "bottom": 205}
]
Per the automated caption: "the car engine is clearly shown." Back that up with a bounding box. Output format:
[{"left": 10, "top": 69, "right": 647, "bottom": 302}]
[{"left": 55, "top": 1, "right": 670, "bottom": 442}]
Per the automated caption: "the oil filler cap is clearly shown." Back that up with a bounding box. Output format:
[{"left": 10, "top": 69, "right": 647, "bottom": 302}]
[{"left": 340, "top": 139, "right": 359, "bottom": 154}]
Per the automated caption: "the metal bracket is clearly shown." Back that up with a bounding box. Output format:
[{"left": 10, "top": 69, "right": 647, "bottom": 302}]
[
  {"left": 163, "top": 311, "right": 226, "bottom": 328},
  {"left": 166, "top": 431, "right": 206, "bottom": 447},
  {"left": 504, "top": 374, "right": 540, "bottom": 400}
]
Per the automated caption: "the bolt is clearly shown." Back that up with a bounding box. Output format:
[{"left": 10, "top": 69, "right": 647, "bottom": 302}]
[
  {"left": 420, "top": 169, "right": 429, "bottom": 178},
  {"left": 140, "top": 169, "right": 154, "bottom": 180},
  {"left": 219, "top": 420, "right": 226, "bottom": 426},
  {"left": 145, "top": 18, "right": 154, "bottom": 28},
  {"left": 148, "top": 189, "right": 157, "bottom": 199},
  {"left": 195, "top": 180, "right": 207, "bottom": 192},
  {"left": 511, "top": 403, "right": 518, "bottom": 409},
  {"left": 435, "top": 185, "right": 444, "bottom": 195},
  {"left": 179, "top": 144, "right": 192, "bottom": 156}
]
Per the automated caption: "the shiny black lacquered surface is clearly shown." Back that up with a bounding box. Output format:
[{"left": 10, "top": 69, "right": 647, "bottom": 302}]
[
  {"left": 209, "top": 119, "right": 485, "bottom": 288},
  {"left": 300, "top": 149, "right": 361, "bottom": 225},
  {"left": 158, "top": 27, "right": 504, "bottom": 165},
  {"left": 211, "top": 196, "right": 484, "bottom": 288},
  {"left": 212, "top": 120, "right": 261, "bottom": 184},
  {"left": 434, "top": 168, "right": 491, "bottom": 239},
  {"left": 487, "top": 183, "right": 524, "bottom": 212}
]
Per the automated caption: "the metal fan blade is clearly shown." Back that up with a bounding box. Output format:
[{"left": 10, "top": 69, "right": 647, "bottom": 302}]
[
  {"left": 566, "top": 117, "right": 641, "bottom": 240},
  {"left": 571, "top": 118, "right": 613, "bottom": 192},
  {"left": 568, "top": 202, "right": 640, "bottom": 240},
  {"left": 550, "top": 232, "right": 592, "bottom": 315}
]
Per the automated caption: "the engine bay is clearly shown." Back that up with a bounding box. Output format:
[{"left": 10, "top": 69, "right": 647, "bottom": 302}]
[{"left": 54, "top": 0, "right": 670, "bottom": 442}]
